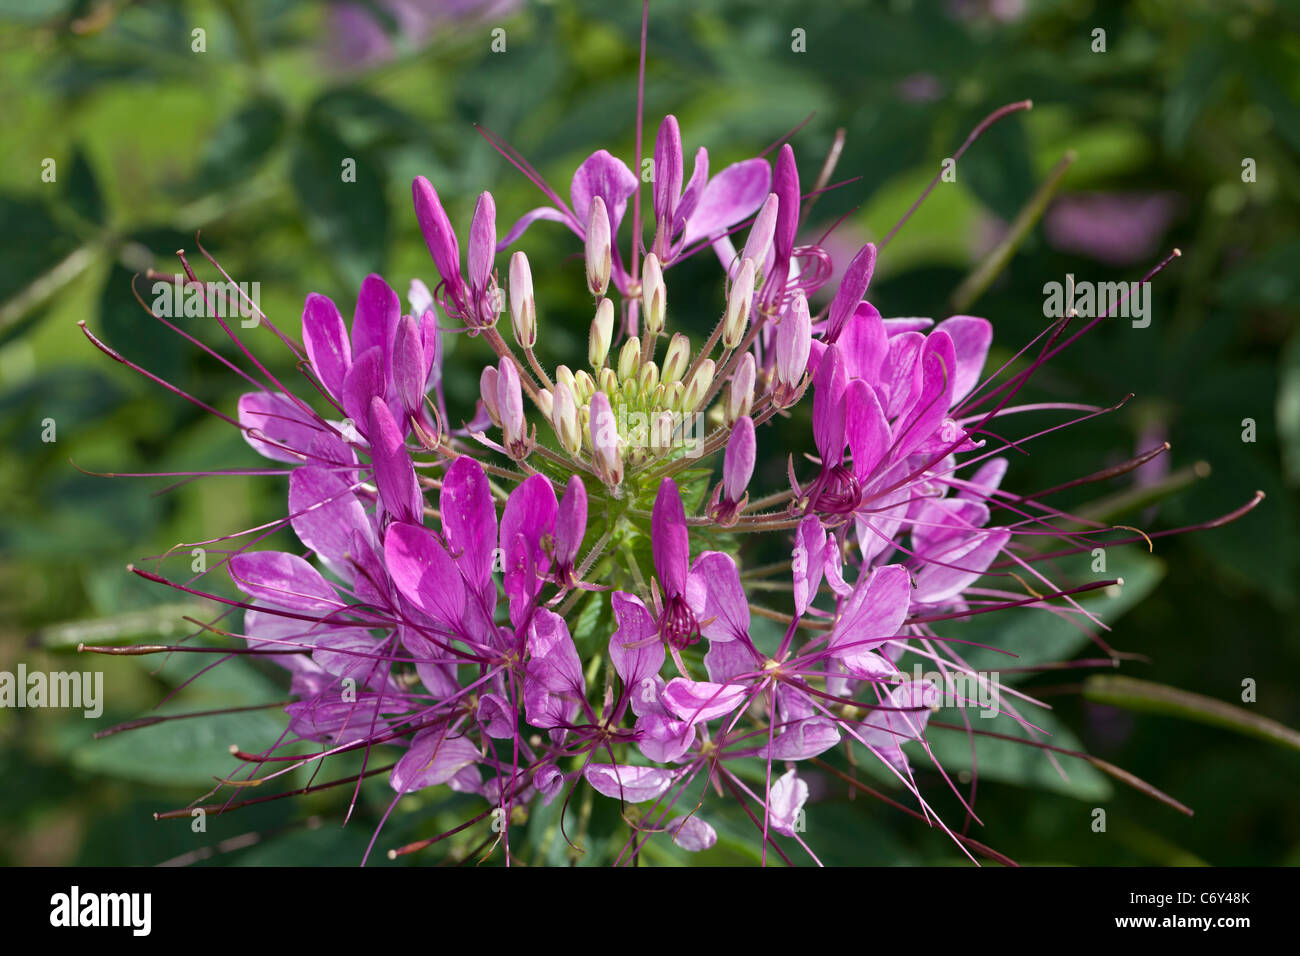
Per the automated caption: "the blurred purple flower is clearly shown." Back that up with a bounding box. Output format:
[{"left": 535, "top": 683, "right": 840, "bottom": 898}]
[
  {"left": 328, "top": 0, "right": 523, "bottom": 71},
  {"left": 1045, "top": 192, "right": 1181, "bottom": 267}
]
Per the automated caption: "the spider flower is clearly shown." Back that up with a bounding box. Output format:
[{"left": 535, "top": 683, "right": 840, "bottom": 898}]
[{"left": 83, "top": 18, "right": 1263, "bottom": 868}]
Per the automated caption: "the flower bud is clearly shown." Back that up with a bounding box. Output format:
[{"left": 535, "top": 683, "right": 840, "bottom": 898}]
[
  {"left": 775, "top": 292, "right": 812, "bottom": 398},
  {"left": 618, "top": 337, "right": 641, "bottom": 382},
  {"left": 412, "top": 176, "right": 463, "bottom": 297},
  {"left": 588, "top": 391, "right": 623, "bottom": 488},
  {"left": 534, "top": 387, "right": 554, "bottom": 419},
  {"left": 479, "top": 366, "right": 501, "bottom": 426},
  {"left": 641, "top": 252, "right": 666, "bottom": 340},
  {"left": 555, "top": 364, "right": 577, "bottom": 397},
  {"left": 574, "top": 369, "right": 596, "bottom": 404},
  {"left": 683, "top": 358, "right": 715, "bottom": 411},
  {"left": 723, "top": 416, "right": 756, "bottom": 503},
  {"left": 723, "top": 258, "right": 755, "bottom": 349},
  {"left": 652, "top": 410, "right": 676, "bottom": 452},
  {"left": 468, "top": 192, "right": 499, "bottom": 328},
  {"left": 597, "top": 366, "right": 618, "bottom": 396},
  {"left": 661, "top": 333, "right": 690, "bottom": 384},
  {"left": 727, "top": 352, "right": 756, "bottom": 424},
  {"left": 508, "top": 251, "right": 536, "bottom": 349},
  {"left": 555, "top": 475, "right": 588, "bottom": 574},
  {"left": 741, "top": 192, "right": 778, "bottom": 272},
  {"left": 589, "top": 297, "right": 614, "bottom": 368},
  {"left": 639, "top": 361, "right": 660, "bottom": 394},
  {"left": 497, "top": 357, "right": 526, "bottom": 456},
  {"left": 585, "top": 196, "right": 611, "bottom": 297},
  {"left": 552, "top": 381, "right": 582, "bottom": 456},
  {"left": 469, "top": 192, "right": 496, "bottom": 297},
  {"left": 664, "top": 380, "right": 685, "bottom": 410}
]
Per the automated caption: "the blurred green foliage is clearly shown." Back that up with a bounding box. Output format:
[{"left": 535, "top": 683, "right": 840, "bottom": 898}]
[{"left": 0, "top": 0, "right": 1297, "bottom": 866}]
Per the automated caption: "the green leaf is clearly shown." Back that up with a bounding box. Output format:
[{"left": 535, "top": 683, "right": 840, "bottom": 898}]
[
  {"left": 34, "top": 602, "right": 207, "bottom": 650},
  {"left": 1083, "top": 675, "right": 1300, "bottom": 753},
  {"left": 942, "top": 548, "right": 1165, "bottom": 678},
  {"left": 97, "top": 227, "right": 191, "bottom": 383},
  {"left": 290, "top": 118, "right": 388, "bottom": 288},
  {"left": 958, "top": 111, "right": 1034, "bottom": 222},
  {"left": 66, "top": 144, "right": 105, "bottom": 226},
  {"left": 919, "top": 708, "right": 1113, "bottom": 800},
  {"left": 196, "top": 97, "right": 286, "bottom": 192},
  {"left": 61, "top": 704, "right": 292, "bottom": 787}
]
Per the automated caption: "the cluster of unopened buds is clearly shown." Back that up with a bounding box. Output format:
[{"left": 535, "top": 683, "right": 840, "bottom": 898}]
[{"left": 83, "top": 74, "right": 1260, "bottom": 867}]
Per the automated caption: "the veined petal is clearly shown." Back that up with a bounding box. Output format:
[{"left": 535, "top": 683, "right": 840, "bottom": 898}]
[
  {"left": 845, "top": 378, "right": 891, "bottom": 478},
  {"left": 288, "top": 466, "right": 374, "bottom": 577},
  {"left": 669, "top": 815, "right": 717, "bottom": 852},
  {"left": 681, "top": 158, "right": 772, "bottom": 247},
  {"left": 368, "top": 396, "right": 421, "bottom": 525},
  {"left": 440, "top": 456, "right": 497, "bottom": 596},
  {"left": 384, "top": 522, "right": 466, "bottom": 629},
  {"left": 830, "top": 564, "right": 912, "bottom": 657},
  {"left": 686, "top": 551, "right": 749, "bottom": 643},
  {"left": 792, "top": 516, "right": 827, "bottom": 619},
  {"left": 912, "top": 528, "right": 1010, "bottom": 604},
  {"left": 351, "top": 274, "right": 401, "bottom": 373},
  {"left": 584, "top": 764, "right": 674, "bottom": 803},
  {"left": 662, "top": 678, "right": 748, "bottom": 725},
  {"left": 302, "top": 292, "right": 351, "bottom": 400},
  {"left": 769, "top": 769, "right": 809, "bottom": 837},
  {"left": 570, "top": 150, "right": 639, "bottom": 237},
  {"left": 391, "top": 723, "right": 480, "bottom": 794},
  {"left": 609, "top": 592, "right": 664, "bottom": 688},
  {"left": 228, "top": 551, "right": 343, "bottom": 612},
  {"left": 935, "top": 315, "right": 993, "bottom": 404},
  {"left": 760, "top": 717, "right": 841, "bottom": 760}
]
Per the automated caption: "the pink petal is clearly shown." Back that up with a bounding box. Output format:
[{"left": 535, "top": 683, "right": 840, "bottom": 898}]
[
  {"left": 384, "top": 522, "right": 467, "bottom": 629},
  {"left": 570, "top": 150, "right": 639, "bottom": 236},
  {"left": 237, "top": 392, "right": 322, "bottom": 463},
  {"left": 686, "top": 551, "right": 749, "bottom": 643},
  {"left": 440, "top": 456, "right": 498, "bottom": 596},
  {"left": 681, "top": 158, "right": 772, "bottom": 246},
  {"left": 651, "top": 478, "right": 689, "bottom": 596},
  {"left": 301, "top": 292, "right": 351, "bottom": 400},
  {"left": 662, "top": 678, "right": 748, "bottom": 725},
  {"left": 288, "top": 466, "right": 374, "bottom": 576},
  {"left": 792, "top": 516, "right": 827, "bottom": 618},
  {"left": 913, "top": 528, "right": 1010, "bottom": 604},
  {"left": 584, "top": 764, "right": 674, "bottom": 803},
  {"left": 350, "top": 274, "right": 401, "bottom": 371},
  {"left": 934, "top": 315, "right": 992, "bottom": 404},
  {"left": 769, "top": 768, "right": 808, "bottom": 837},
  {"left": 390, "top": 724, "right": 480, "bottom": 794},
  {"left": 228, "top": 551, "right": 342, "bottom": 612},
  {"left": 609, "top": 592, "right": 664, "bottom": 688},
  {"left": 368, "top": 396, "right": 421, "bottom": 525},
  {"left": 669, "top": 815, "right": 717, "bottom": 852}
]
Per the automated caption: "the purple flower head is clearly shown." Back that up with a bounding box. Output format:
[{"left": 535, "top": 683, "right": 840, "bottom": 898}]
[{"left": 86, "top": 14, "right": 1266, "bottom": 868}]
